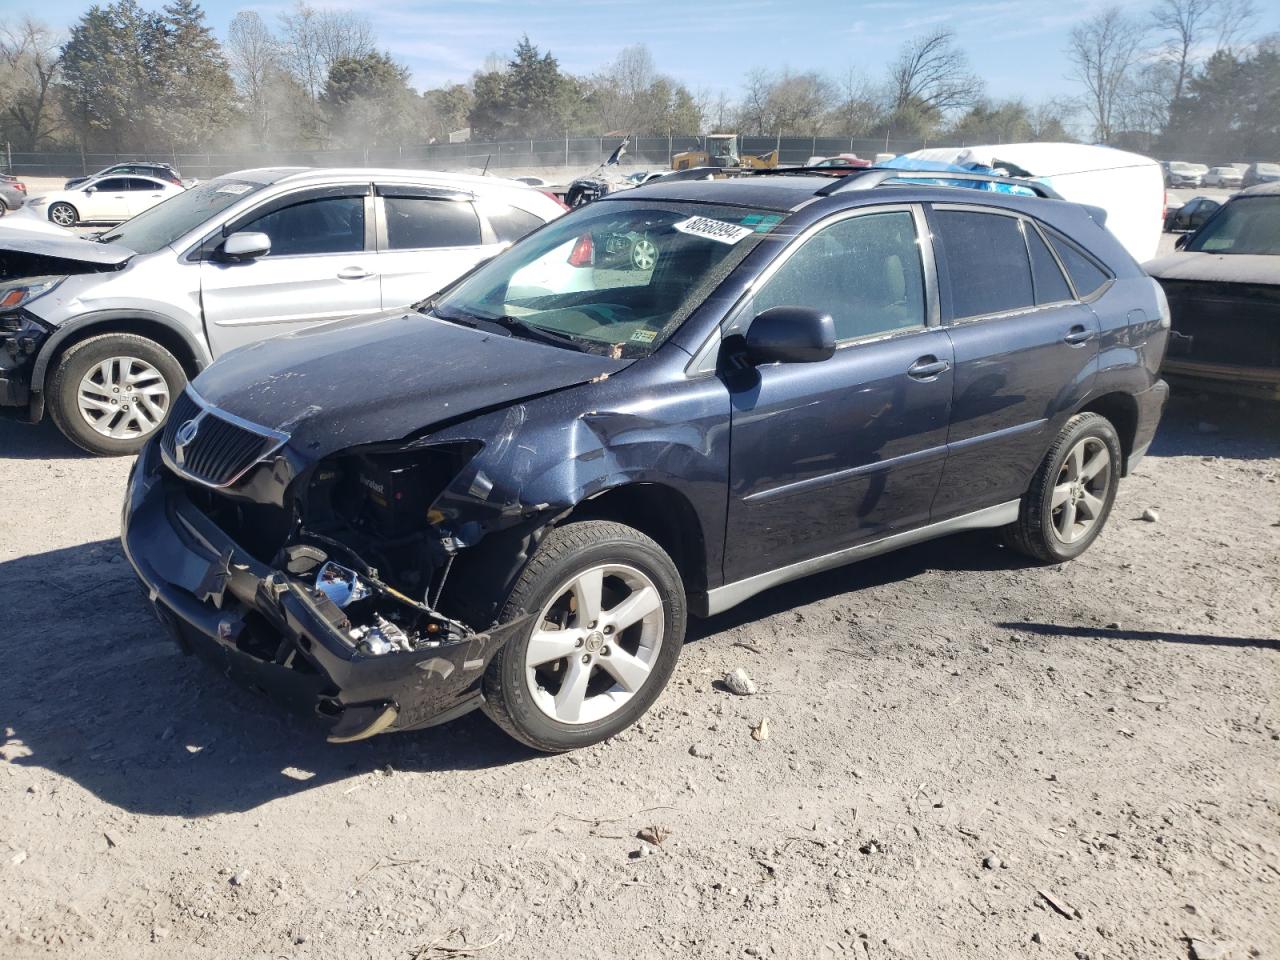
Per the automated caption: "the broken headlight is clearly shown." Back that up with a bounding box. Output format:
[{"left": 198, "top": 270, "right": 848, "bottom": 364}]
[{"left": 0, "top": 276, "right": 64, "bottom": 314}]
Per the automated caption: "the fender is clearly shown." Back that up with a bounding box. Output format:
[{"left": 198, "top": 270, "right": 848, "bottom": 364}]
[{"left": 30, "top": 308, "right": 213, "bottom": 392}]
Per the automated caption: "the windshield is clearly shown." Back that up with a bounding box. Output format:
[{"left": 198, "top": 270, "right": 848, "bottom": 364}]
[
  {"left": 1186, "top": 196, "right": 1280, "bottom": 255},
  {"left": 431, "top": 200, "right": 784, "bottom": 358},
  {"left": 97, "top": 178, "right": 267, "bottom": 254}
]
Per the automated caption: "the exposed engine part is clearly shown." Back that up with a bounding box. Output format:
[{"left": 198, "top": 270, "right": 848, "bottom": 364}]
[
  {"left": 350, "top": 615, "right": 411, "bottom": 656},
  {"left": 314, "top": 561, "right": 371, "bottom": 608}
]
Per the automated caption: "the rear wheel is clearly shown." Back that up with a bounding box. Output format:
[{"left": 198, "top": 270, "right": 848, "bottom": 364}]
[
  {"left": 47, "top": 332, "right": 186, "bottom": 456},
  {"left": 482, "top": 520, "right": 686, "bottom": 752},
  {"left": 48, "top": 202, "right": 78, "bottom": 227},
  {"left": 1004, "top": 412, "right": 1122, "bottom": 564}
]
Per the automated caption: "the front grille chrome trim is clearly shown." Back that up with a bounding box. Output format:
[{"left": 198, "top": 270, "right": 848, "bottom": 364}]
[{"left": 160, "top": 387, "right": 290, "bottom": 489}]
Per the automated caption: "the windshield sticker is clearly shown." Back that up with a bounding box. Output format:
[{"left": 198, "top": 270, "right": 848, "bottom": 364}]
[
  {"left": 215, "top": 184, "right": 252, "bottom": 195},
  {"left": 629, "top": 328, "right": 657, "bottom": 344},
  {"left": 739, "top": 213, "right": 783, "bottom": 233},
  {"left": 673, "top": 216, "right": 754, "bottom": 245}
]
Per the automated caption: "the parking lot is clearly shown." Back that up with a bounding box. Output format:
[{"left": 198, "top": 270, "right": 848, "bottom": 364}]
[{"left": 2, "top": 368, "right": 1278, "bottom": 957}]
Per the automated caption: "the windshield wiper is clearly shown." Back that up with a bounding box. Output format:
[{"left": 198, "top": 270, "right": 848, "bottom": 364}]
[{"left": 478, "top": 313, "right": 591, "bottom": 353}]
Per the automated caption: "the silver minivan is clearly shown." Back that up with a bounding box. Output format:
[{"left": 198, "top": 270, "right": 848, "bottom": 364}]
[{"left": 0, "top": 167, "right": 566, "bottom": 454}]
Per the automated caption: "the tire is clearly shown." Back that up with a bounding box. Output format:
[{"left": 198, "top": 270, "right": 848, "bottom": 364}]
[
  {"left": 1004, "top": 412, "right": 1123, "bottom": 564},
  {"left": 47, "top": 332, "right": 187, "bottom": 456},
  {"left": 48, "top": 202, "right": 78, "bottom": 227},
  {"left": 482, "top": 520, "right": 687, "bottom": 752}
]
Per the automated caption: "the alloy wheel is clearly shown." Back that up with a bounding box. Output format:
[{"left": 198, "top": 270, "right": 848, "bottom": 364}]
[
  {"left": 49, "top": 203, "right": 76, "bottom": 227},
  {"left": 525, "top": 563, "right": 665, "bottom": 725},
  {"left": 76, "top": 356, "right": 171, "bottom": 440},
  {"left": 1050, "top": 436, "right": 1111, "bottom": 544},
  {"left": 631, "top": 237, "right": 658, "bottom": 271}
]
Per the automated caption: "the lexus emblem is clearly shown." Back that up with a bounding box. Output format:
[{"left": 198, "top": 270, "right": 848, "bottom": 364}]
[{"left": 174, "top": 417, "right": 201, "bottom": 467}]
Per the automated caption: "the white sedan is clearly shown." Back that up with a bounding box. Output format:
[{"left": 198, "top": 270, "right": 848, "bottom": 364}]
[{"left": 26, "top": 174, "right": 184, "bottom": 227}]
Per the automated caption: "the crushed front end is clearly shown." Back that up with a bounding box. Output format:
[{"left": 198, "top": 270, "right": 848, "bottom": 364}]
[{"left": 120, "top": 389, "right": 526, "bottom": 742}]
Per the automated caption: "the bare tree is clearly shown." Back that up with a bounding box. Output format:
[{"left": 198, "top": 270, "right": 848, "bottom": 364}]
[
  {"left": 1066, "top": 8, "right": 1146, "bottom": 141},
  {"left": 0, "top": 17, "right": 62, "bottom": 150},
  {"left": 1151, "top": 0, "right": 1212, "bottom": 103},
  {"left": 890, "top": 28, "right": 983, "bottom": 115},
  {"left": 227, "top": 11, "right": 278, "bottom": 145},
  {"left": 277, "top": 1, "right": 373, "bottom": 101},
  {"left": 1211, "top": 0, "right": 1260, "bottom": 51},
  {"left": 828, "top": 68, "right": 883, "bottom": 136}
]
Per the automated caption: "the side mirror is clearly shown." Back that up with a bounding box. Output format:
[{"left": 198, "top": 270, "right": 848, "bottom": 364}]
[
  {"left": 1174, "top": 234, "right": 1189, "bottom": 251},
  {"left": 744, "top": 306, "right": 836, "bottom": 365},
  {"left": 84, "top": 186, "right": 96, "bottom": 195},
  {"left": 221, "top": 231, "right": 271, "bottom": 261}
]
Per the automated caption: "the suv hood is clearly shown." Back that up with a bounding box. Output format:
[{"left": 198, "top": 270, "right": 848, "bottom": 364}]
[
  {"left": 1145, "top": 252, "right": 1280, "bottom": 286},
  {"left": 0, "top": 218, "right": 134, "bottom": 280},
  {"left": 191, "top": 310, "right": 627, "bottom": 457}
]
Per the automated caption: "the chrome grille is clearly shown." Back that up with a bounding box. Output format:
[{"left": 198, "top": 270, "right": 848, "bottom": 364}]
[{"left": 160, "top": 388, "right": 289, "bottom": 488}]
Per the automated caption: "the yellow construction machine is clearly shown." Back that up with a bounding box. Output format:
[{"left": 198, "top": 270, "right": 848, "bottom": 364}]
[{"left": 671, "top": 134, "right": 779, "bottom": 172}]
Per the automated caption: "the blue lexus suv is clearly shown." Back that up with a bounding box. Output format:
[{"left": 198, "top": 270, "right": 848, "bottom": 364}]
[{"left": 122, "top": 168, "right": 1170, "bottom": 752}]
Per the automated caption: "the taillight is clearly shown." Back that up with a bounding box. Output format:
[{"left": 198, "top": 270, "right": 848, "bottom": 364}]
[
  {"left": 15, "top": 182, "right": 25, "bottom": 192},
  {"left": 542, "top": 190, "right": 569, "bottom": 211},
  {"left": 567, "top": 234, "right": 594, "bottom": 267}
]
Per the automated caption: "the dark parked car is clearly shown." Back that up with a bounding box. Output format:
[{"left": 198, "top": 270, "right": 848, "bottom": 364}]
[
  {"left": 122, "top": 170, "right": 1169, "bottom": 751},
  {"left": 1146, "top": 181, "right": 1280, "bottom": 401},
  {"left": 65, "top": 161, "right": 183, "bottom": 190},
  {"left": 1164, "top": 196, "right": 1220, "bottom": 232}
]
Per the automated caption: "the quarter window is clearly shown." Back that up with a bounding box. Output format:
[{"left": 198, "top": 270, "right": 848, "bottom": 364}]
[
  {"left": 384, "top": 197, "right": 481, "bottom": 249},
  {"left": 242, "top": 195, "right": 366, "bottom": 257},
  {"left": 934, "top": 209, "right": 1035, "bottom": 319},
  {"left": 752, "top": 210, "right": 927, "bottom": 342},
  {"left": 1046, "top": 231, "right": 1112, "bottom": 298},
  {"left": 1025, "top": 224, "right": 1073, "bottom": 304}
]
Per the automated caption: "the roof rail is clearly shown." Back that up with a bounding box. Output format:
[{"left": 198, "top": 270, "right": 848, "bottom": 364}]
[{"left": 810, "top": 167, "right": 1062, "bottom": 199}]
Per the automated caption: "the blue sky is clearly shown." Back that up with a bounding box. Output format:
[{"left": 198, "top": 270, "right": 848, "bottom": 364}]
[{"left": 20, "top": 0, "right": 1276, "bottom": 105}]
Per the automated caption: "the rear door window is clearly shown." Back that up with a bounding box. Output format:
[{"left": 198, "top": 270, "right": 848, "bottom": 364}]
[
  {"left": 384, "top": 197, "right": 481, "bottom": 249},
  {"left": 933, "top": 209, "right": 1035, "bottom": 319},
  {"left": 485, "top": 204, "right": 546, "bottom": 243}
]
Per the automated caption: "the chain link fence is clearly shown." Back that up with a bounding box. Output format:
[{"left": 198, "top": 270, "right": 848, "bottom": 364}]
[{"left": 4, "top": 135, "right": 951, "bottom": 180}]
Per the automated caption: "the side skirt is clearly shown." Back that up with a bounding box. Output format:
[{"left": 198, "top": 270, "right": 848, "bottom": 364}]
[{"left": 701, "top": 500, "right": 1021, "bottom": 616}]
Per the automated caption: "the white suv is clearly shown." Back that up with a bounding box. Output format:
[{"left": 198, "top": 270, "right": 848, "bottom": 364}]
[{"left": 0, "top": 168, "right": 565, "bottom": 454}]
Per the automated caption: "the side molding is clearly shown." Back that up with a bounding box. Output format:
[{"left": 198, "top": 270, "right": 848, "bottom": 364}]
[{"left": 702, "top": 500, "right": 1020, "bottom": 615}]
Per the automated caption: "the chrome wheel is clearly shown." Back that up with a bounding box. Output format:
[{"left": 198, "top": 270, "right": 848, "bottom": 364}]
[
  {"left": 631, "top": 237, "right": 658, "bottom": 271},
  {"left": 76, "top": 356, "right": 171, "bottom": 440},
  {"left": 1051, "top": 436, "right": 1111, "bottom": 544},
  {"left": 525, "top": 563, "right": 665, "bottom": 725},
  {"left": 49, "top": 203, "right": 76, "bottom": 227}
]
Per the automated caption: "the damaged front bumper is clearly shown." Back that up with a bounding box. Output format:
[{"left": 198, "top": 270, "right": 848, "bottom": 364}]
[
  {"left": 120, "top": 442, "right": 524, "bottom": 742},
  {"left": 0, "top": 311, "right": 50, "bottom": 415}
]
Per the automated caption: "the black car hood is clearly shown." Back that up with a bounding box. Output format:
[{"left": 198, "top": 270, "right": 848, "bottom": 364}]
[
  {"left": 1145, "top": 251, "right": 1279, "bottom": 286},
  {"left": 191, "top": 310, "right": 628, "bottom": 458}
]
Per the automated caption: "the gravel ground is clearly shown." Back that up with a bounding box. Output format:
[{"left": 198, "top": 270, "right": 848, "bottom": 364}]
[{"left": 1, "top": 385, "right": 1277, "bottom": 960}]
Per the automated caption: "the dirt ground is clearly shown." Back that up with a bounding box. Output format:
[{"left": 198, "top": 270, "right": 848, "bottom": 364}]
[{"left": 0, "top": 381, "right": 1276, "bottom": 960}]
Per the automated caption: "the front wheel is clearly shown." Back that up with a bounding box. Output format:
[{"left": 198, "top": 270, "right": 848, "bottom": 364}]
[
  {"left": 482, "top": 520, "right": 686, "bottom": 752},
  {"left": 1004, "top": 412, "right": 1122, "bottom": 564},
  {"left": 47, "top": 332, "right": 187, "bottom": 456},
  {"left": 48, "top": 202, "right": 78, "bottom": 227}
]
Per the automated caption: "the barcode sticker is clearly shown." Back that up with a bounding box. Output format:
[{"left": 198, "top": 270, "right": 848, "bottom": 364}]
[{"left": 673, "top": 216, "right": 754, "bottom": 245}]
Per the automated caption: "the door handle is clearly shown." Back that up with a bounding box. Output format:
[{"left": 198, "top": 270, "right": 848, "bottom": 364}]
[
  {"left": 337, "top": 266, "right": 375, "bottom": 280},
  {"left": 907, "top": 356, "right": 951, "bottom": 380},
  {"left": 1063, "top": 325, "right": 1092, "bottom": 345}
]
